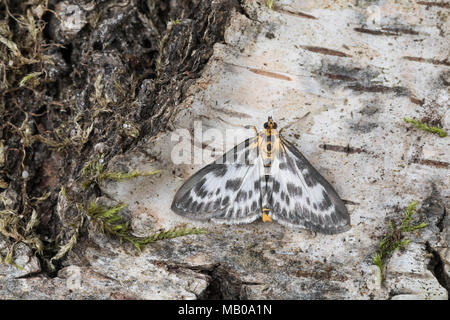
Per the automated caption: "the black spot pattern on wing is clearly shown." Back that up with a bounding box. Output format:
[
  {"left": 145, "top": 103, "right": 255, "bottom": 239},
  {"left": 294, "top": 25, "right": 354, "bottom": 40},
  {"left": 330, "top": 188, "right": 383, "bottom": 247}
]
[
  {"left": 295, "top": 160, "right": 305, "bottom": 171},
  {"left": 225, "top": 178, "right": 242, "bottom": 191},
  {"left": 302, "top": 170, "right": 316, "bottom": 187},
  {"left": 195, "top": 186, "right": 208, "bottom": 198},
  {"left": 318, "top": 190, "right": 333, "bottom": 211},
  {"left": 236, "top": 190, "right": 247, "bottom": 202},
  {"left": 213, "top": 166, "right": 228, "bottom": 177},
  {"left": 272, "top": 179, "right": 280, "bottom": 193},
  {"left": 194, "top": 178, "right": 207, "bottom": 192},
  {"left": 286, "top": 183, "right": 302, "bottom": 197},
  {"left": 171, "top": 136, "right": 262, "bottom": 223},
  {"left": 213, "top": 198, "right": 221, "bottom": 210},
  {"left": 222, "top": 196, "right": 230, "bottom": 206},
  {"left": 266, "top": 136, "right": 351, "bottom": 235}
]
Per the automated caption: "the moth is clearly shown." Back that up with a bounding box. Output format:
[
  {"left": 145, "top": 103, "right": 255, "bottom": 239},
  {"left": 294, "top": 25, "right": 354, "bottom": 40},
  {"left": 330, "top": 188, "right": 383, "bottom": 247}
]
[{"left": 171, "top": 117, "right": 350, "bottom": 234}]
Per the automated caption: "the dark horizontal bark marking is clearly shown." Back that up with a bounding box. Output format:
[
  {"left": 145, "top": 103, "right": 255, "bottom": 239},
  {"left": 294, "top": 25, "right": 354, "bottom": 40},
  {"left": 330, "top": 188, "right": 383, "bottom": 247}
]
[
  {"left": 354, "top": 27, "right": 397, "bottom": 36},
  {"left": 247, "top": 68, "right": 292, "bottom": 81},
  {"left": 354, "top": 27, "right": 419, "bottom": 36},
  {"left": 291, "top": 269, "right": 348, "bottom": 282},
  {"left": 319, "top": 144, "right": 367, "bottom": 154},
  {"left": 212, "top": 107, "right": 252, "bottom": 118},
  {"left": 346, "top": 84, "right": 410, "bottom": 95},
  {"left": 273, "top": 6, "right": 317, "bottom": 19},
  {"left": 323, "top": 73, "right": 357, "bottom": 81},
  {"left": 300, "top": 46, "right": 351, "bottom": 57},
  {"left": 403, "top": 56, "right": 450, "bottom": 67},
  {"left": 414, "top": 159, "right": 449, "bottom": 169},
  {"left": 417, "top": 1, "right": 450, "bottom": 8},
  {"left": 382, "top": 27, "right": 419, "bottom": 35},
  {"left": 410, "top": 96, "right": 425, "bottom": 105}
]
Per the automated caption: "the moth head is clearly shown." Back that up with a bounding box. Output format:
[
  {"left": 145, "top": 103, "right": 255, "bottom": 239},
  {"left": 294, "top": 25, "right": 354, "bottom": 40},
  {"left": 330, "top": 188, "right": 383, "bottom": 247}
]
[{"left": 264, "top": 116, "right": 278, "bottom": 129}]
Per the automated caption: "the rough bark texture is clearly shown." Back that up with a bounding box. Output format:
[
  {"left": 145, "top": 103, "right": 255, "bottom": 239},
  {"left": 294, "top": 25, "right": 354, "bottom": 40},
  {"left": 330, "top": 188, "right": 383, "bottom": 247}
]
[{"left": 1, "top": 0, "right": 449, "bottom": 299}]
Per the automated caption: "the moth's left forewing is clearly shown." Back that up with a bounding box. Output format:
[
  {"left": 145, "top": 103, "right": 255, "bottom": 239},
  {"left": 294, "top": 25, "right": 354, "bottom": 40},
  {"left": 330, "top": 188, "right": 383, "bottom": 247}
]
[{"left": 171, "top": 136, "right": 262, "bottom": 223}]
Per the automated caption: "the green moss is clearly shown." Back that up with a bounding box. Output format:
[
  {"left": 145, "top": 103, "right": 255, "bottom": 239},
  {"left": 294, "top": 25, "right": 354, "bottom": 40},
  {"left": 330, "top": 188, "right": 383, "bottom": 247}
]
[
  {"left": 170, "top": 18, "right": 181, "bottom": 25},
  {"left": 266, "top": 0, "right": 275, "bottom": 10},
  {"left": 401, "top": 201, "right": 428, "bottom": 232},
  {"left": 49, "top": 216, "right": 84, "bottom": 271},
  {"left": 0, "top": 207, "right": 42, "bottom": 270},
  {"left": 373, "top": 201, "right": 428, "bottom": 285},
  {"left": 4, "top": 244, "right": 24, "bottom": 271},
  {"left": 19, "top": 71, "right": 43, "bottom": 87},
  {"left": 85, "top": 200, "right": 206, "bottom": 251},
  {"left": 0, "top": 1, "right": 53, "bottom": 90},
  {"left": 100, "top": 169, "right": 160, "bottom": 181},
  {"left": 81, "top": 158, "right": 160, "bottom": 189},
  {"left": 0, "top": 208, "right": 44, "bottom": 256},
  {"left": 403, "top": 118, "right": 448, "bottom": 137}
]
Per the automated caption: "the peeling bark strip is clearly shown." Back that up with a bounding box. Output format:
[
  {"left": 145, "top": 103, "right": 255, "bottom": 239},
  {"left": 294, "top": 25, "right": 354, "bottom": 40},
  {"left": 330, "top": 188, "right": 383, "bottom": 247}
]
[
  {"left": 414, "top": 159, "right": 449, "bottom": 169},
  {"left": 417, "top": 1, "right": 450, "bottom": 8},
  {"left": 273, "top": 6, "right": 317, "bottom": 19},
  {"left": 403, "top": 56, "right": 450, "bottom": 67},
  {"left": 346, "top": 84, "right": 410, "bottom": 95},
  {"left": 354, "top": 27, "right": 419, "bottom": 36},
  {"left": 319, "top": 144, "right": 367, "bottom": 154},
  {"left": 300, "top": 46, "right": 351, "bottom": 57},
  {"left": 247, "top": 68, "right": 292, "bottom": 81}
]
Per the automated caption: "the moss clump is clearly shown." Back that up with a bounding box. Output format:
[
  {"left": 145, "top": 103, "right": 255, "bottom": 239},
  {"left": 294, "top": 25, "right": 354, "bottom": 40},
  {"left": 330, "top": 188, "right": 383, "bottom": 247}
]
[
  {"left": 85, "top": 200, "right": 207, "bottom": 251},
  {"left": 81, "top": 158, "right": 160, "bottom": 189},
  {"left": 1, "top": 243, "right": 24, "bottom": 270},
  {"left": 266, "top": 0, "right": 275, "bottom": 10},
  {"left": 373, "top": 201, "right": 428, "bottom": 285},
  {"left": 0, "top": 207, "right": 44, "bottom": 270},
  {"left": 403, "top": 118, "right": 447, "bottom": 137}
]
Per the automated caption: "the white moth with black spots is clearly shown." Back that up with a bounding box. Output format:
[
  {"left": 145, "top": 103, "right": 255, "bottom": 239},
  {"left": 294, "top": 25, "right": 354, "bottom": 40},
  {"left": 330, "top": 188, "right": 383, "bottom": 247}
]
[{"left": 171, "top": 117, "right": 350, "bottom": 234}]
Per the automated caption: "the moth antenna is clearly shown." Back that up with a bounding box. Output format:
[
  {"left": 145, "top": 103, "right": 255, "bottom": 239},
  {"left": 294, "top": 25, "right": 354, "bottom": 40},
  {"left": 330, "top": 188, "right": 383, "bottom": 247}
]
[{"left": 279, "top": 111, "right": 311, "bottom": 135}]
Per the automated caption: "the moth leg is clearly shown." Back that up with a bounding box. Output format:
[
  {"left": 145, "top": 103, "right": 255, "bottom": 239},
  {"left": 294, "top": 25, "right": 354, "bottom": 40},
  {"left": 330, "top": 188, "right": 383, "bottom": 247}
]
[
  {"left": 252, "top": 126, "right": 258, "bottom": 136},
  {"left": 261, "top": 208, "right": 272, "bottom": 223}
]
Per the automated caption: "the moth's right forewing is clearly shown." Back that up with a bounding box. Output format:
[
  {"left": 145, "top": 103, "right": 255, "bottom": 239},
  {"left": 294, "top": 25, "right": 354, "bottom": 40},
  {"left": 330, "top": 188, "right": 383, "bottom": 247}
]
[{"left": 267, "top": 137, "right": 351, "bottom": 234}]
